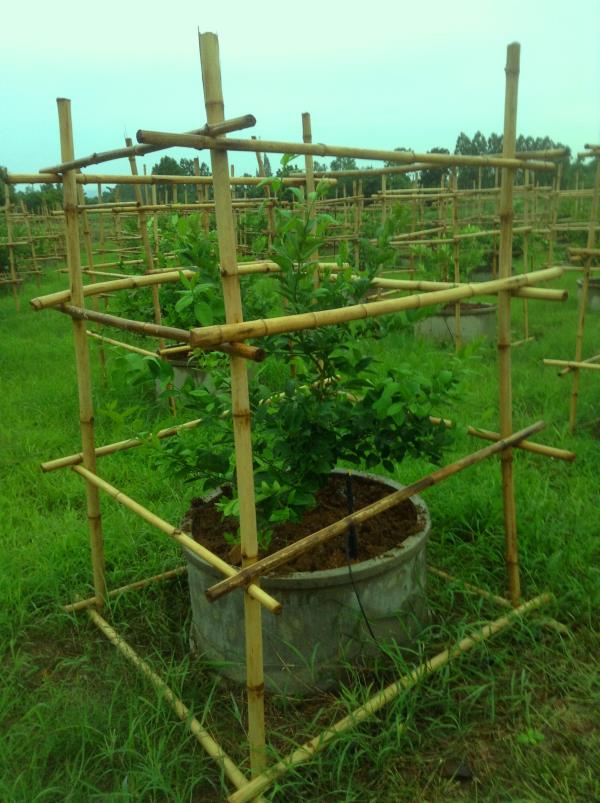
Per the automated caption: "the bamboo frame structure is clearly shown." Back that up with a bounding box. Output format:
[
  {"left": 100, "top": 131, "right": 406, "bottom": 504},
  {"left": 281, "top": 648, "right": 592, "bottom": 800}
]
[{"left": 29, "top": 35, "right": 575, "bottom": 800}]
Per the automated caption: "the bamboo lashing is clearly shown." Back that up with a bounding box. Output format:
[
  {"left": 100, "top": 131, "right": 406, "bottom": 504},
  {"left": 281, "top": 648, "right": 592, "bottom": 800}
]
[
  {"left": 57, "top": 99, "right": 107, "bottom": 609},
  {"left": 205, "top": 421, "right": 545, "bottom": 602},
  {"left": 136, "top": 129, "right": 556, "bottom": 173},
  {"left": 39, "top": 115, "right": 257, "bottom": 174},
  {"left": 199, "top": 30, "right": 266, "bottom": 775},
  {"left": 228, "top": 593, "right": 552, "bottom": 803},
  {"left": 189, "top": 267, "right": 563, "bottom": 348},
  {"left": 88, "top": 610, "right": 267, "bottom": 802},
  {"left": 72, "top": 464, "right": 281, "bottom": 615}
]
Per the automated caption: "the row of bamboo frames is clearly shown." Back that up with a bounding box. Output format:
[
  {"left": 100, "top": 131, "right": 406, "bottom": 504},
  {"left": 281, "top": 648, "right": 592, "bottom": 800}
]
[{"left": 30, "top": 34, "right": 574, "bottom": 800}]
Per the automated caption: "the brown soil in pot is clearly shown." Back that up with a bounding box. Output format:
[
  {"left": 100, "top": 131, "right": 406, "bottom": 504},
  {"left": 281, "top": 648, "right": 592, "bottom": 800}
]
[{"left": 184, "top": 473, "right": 426, "bottom": 574}]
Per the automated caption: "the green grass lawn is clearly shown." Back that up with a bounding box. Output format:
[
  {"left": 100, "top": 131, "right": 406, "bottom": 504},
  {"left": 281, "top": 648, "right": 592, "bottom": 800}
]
[{"left": 1, "top": 256, "right": 599, "bottom": 802}]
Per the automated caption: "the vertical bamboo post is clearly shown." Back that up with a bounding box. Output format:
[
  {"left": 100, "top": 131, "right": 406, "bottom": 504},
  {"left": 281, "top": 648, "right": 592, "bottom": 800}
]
[
  {"left": 381, "top": 174, "right": 387, "bottom": 224},
  {"left": 497, "top": 44, "right": 520, "bottom": 606},
  {"left": 4, "top": 191, "right": 20, "bottom": 310},
  {"left": 19, "top": 200, "right": 40, "bottom": 285},
  {"left": 547, "top": 163, "right": 562, "bottom": 266},
  {"left": 199, "top": 31, "right": 266, "bottom": 775},
  {"left": 78, "top": 183, "right": 107, "bottom": 377},
  {"left": 97, "top": 183, "right": 106, "bottom": 254},
  {"left": 57, "top": 98, "right": 107, "bottom": 607},
  {"left": 451, "top": 171, "right": 462, "bottom": 349},
  {"left": 569, "top": 154, "right": 600, "bottom": 431},
  {"left": 522, "top": 169, "right": 530, "bottom": 340}
]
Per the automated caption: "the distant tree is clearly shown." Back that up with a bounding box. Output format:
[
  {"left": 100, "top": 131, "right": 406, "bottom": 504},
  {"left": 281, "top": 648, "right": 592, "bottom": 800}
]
[{"left": 420, "top": 148, "right": 450, "bottom": 188}]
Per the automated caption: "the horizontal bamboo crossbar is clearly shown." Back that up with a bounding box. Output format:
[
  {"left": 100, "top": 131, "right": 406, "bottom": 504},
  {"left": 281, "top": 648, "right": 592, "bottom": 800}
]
[
  {"left": 371, "top": 278, "right": 567, "bottom": 303},
  {"left": 88, "top": 610, "right": 266, "bottom": 800},
  {"left": 39, "top": 115, "right": 257, "bottom": 173},
  {"left": 228, "top": 592, "right": 552, "bottom": 803},
  {"left": 136, "top": 130, "right": 556, "bottom": 172},
  {"left": 557, "top": 353, "right": 600, "bottom": 376},
  {"left": 465, "top": 426, "right": 575, "bottom": 461},
  {"left": 87, "top": 330, "right": 157, "bottom": 357},
  {"left": 427, "top": 566, "right": 569, "bottom": 635},
  {"left": 543, "top": 359, "right": 600, "bottom": 371},
  {"left": 72, "top": 465, "right": 281, "bottom": 614},
  {"left": 42, "top": 417, "right": 203, "bottom": 472},
  {"left": 5, "top": 172, "right": 336, "bottom": 187},
  {"left": 205, "top": 421, "right": 545, "bottom": 602},
  {"left": 190, "top": 267, "right": 563, "bottom": 347},
  {"left": 568, "top": 247, "right": 600, "bottom": 258},
  {"left": 64, "top": 566, "right": 187, "bottom": 612}
]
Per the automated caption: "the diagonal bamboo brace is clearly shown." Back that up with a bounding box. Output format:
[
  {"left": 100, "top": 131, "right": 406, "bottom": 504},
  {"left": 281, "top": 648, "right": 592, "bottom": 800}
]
[
  {"left": 205, "top": 421, "right": 545, "bottom": 603},
  {"left": 71, "top": 465, "right": 282, "bottom": 615}
]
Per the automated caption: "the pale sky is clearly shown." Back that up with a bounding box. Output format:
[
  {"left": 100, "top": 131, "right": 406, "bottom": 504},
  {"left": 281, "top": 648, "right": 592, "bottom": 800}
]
[{"left": 2, "top": 0, "right": 599, "bottom": 182}]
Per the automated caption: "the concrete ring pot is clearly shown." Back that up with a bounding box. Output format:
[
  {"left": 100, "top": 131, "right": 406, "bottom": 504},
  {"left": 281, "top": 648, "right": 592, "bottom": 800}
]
[
  {"left": 183, "top": 469, "right": 431, "bottom": 695},
  {"left": 414, "top": 301, "right": 496, "bottom": 343},
  {"left": 577, "top": 278, "right": 600, "bottom": 311}
]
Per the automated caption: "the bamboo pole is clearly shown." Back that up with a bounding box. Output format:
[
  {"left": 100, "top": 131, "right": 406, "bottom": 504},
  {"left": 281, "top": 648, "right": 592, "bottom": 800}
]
[
  {"left": 136, "top": 129, "right": 556, "bottom": 173},
  {"left": 42, "top": 417, "right": 204, "bottom": 472},
  {"left": 369, "top": 277, "right": 566, "bottom": 302},
  {"left": 465, "top": 425, "right": 575, "bottom": 461},
  {"left": 88, "top": 610, "right": 267, "bottom": 801},
  {"left": 190, "top": 267, "right": 562, "bottom": 347},
  {"left": 451, "top": 172, "right": 462, "bottom": 348},
  {"left": 199, "top": 31, "right": 266, "bottom": 775},
  {"left": 544, "top": 359, "right": 600, "bottom": 371},
  {"left": 57, "top": 304, "right": 189, "bottom": 342},
  {"left": 497, "top": 43, "right": 520, "bottom": 607},
  {"left": 228, "top": 593, "right": 552, "bottom": 803},
  {"left": 557, "top": 352, "right": 600, "bottom": 375},
  {"left": 39, "top": 115, "right": 257, "bottom": 173},
  {"left": 206, "top": 421, "right": 545, "bottom": 601},
  {"left": 64, "top": 566, "right": 187, "bottom": 612},
  {"left": 72, "top": 464, "right": 281, "bottom": 615},
  {"left": 569, "top": 155, "right": 600, "bottom": 431},
  {"left": 86, "top": 330, "right": 157, "bottom": 357},
  {"left": 4, "top": 191, "right": 20, "bottom": 310},
  {"left": 57, "top": 98, "right": 107, "bottom": 608}
]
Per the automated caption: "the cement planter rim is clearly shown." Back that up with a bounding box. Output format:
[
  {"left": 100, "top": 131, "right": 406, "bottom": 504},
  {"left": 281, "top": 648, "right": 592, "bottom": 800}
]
[{"left": 182, "top": 468, "right": 430, "bottom": 589}]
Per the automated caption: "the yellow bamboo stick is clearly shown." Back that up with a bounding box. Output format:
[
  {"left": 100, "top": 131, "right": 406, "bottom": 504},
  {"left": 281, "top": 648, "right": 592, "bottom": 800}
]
[
  {"left": 57, "top": 99, "right": 107, "bottom": 608},
  {"left": 136, "top": 129, "right": 556, "bottom": 172},
  {"left": 199, "top": 31, "right": 266, "bottom": 775},
  {"left": 189, "top": 267, "right": 562, "bottom": 348},
  {"left": 71, "top": 464, "right": 281, "bottom": 615},
  {"left": 64, "top": 567, "right": 187, "bottom": 612},
  {"left": 42, "top": 417, "right": 204, "bottom": 472},
  {"left": 497, "top": 43, "right": 520, "bottom": 607}
]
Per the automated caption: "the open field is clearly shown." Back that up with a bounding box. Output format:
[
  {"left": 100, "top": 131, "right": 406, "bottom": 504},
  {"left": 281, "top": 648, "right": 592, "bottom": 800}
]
[{"left": 1, "top": 255, "right": 599, "bottom": 800}]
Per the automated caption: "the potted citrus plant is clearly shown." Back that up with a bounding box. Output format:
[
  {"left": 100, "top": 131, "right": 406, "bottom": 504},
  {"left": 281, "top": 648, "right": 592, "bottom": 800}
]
[{"left": 154, "top": 184, "right": 458, "bottom": 693}]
